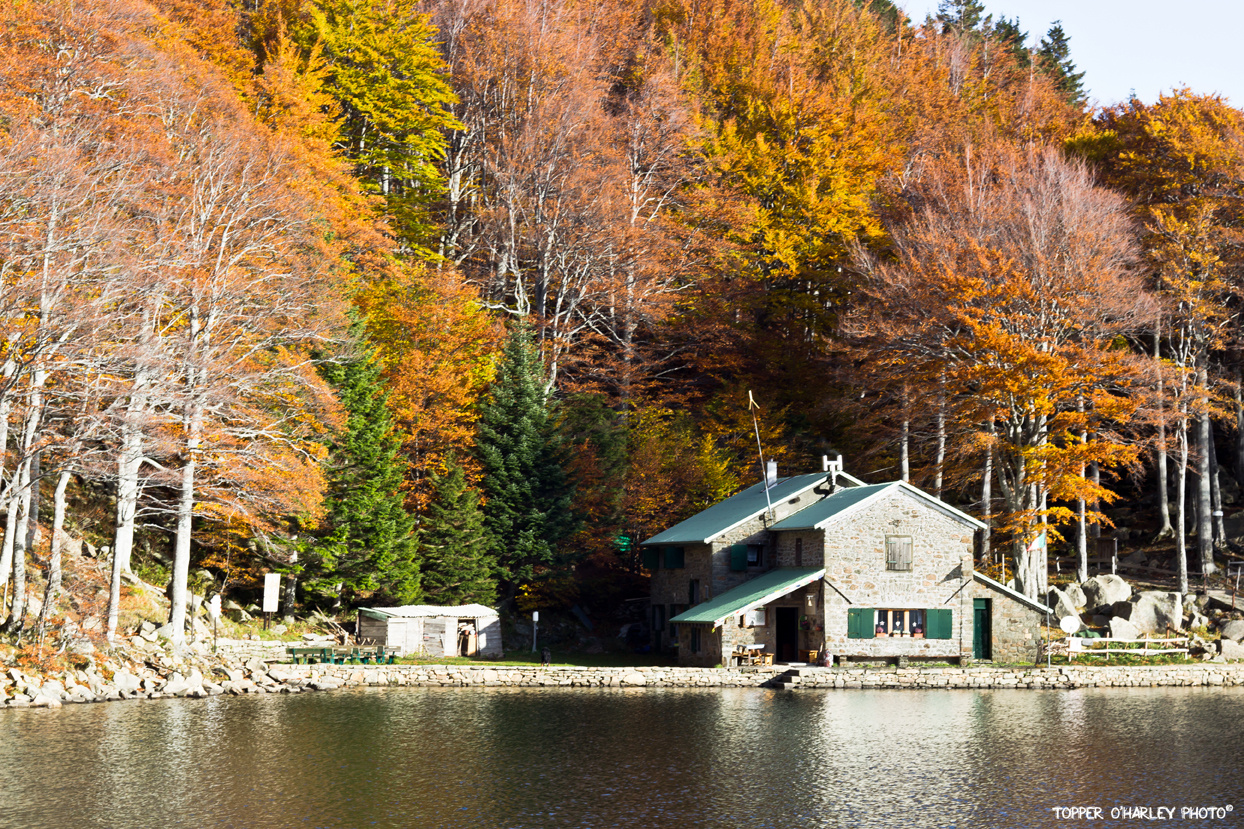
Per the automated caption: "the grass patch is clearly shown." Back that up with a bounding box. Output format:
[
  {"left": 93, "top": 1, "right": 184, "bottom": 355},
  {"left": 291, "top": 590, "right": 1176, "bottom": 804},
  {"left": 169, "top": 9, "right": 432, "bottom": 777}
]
[{"left": 396, "top": 652, "right": 678, "bottom": 668}]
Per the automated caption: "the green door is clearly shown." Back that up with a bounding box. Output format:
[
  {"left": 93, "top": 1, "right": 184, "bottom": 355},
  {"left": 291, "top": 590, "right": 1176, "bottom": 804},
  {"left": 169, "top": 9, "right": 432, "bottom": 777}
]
[{"left": 973, "top": 598, "right": 992, "bottom": 660}]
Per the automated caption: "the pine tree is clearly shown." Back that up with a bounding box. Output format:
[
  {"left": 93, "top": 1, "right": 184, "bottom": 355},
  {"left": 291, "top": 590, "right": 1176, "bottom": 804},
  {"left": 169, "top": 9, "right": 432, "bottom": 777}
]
[
  {"left": 993, "top": 17, "right": 1030, "bottom": 67},
  {"left": 937, "top": 0, "right": 989, "bottom": 33},
  {"left": 1038, "top": 22, "right": 1087, "bottom": 106},
  {"left": 417, "top": 455, "right": 496, "bottom": 606},
  {"left": 475, "top": 325, "right": 576, "bottom": 600},
  {"left": 310, "top": 328, "right": 420, "bottom": 605}
]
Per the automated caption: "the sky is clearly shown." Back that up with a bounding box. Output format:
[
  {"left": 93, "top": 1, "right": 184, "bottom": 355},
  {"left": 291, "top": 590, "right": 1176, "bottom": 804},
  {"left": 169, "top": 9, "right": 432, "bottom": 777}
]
[{"left": 897, "top": 1, "right": 1244, "bottom": 107}]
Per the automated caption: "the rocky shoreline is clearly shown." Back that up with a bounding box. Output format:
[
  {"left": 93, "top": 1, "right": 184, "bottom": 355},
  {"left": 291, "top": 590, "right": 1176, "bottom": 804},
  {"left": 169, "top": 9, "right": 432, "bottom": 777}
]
[
  {"left": 0, "top": 626, "right": 346, "bottom": 709},
  {"left": 290, "top": 662, "right": 1244, "bottom": 690},
  {"left": 7, "top": 659, "right": 1244, "bottom": 708}
]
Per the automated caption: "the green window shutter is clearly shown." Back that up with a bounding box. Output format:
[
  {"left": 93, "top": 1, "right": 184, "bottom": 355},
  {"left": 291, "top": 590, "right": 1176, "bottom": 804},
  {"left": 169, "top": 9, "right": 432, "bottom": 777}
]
[
  {"left": 928, "top": 608, "right": 952, "bottom": 639},
  {"left": 642, "top": 549, "right": 659, "bottom": 571},
  {"left": 730, "top": 544, "right": 747, "bottom": 571},
  {"left": 848, "top": 608, "right": 875, "bottom": 639},
  {"left": 664, "top": 547, "right": 685, "bottom": 569}
]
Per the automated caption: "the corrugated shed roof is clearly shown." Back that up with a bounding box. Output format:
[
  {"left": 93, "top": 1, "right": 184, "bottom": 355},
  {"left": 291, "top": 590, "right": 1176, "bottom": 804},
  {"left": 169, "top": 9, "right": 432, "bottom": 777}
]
[
  {"left": 642, "top": 473, "right": 832, "bottom": 546},
  {"left": 360, "top": 604, "right": 498, "bottom": 619},
  {"left": 768, "top": 483, "right": 893, "bottom": 530},
  {"left": 669, "top": 568, "right": 825, "bottom": 627}
]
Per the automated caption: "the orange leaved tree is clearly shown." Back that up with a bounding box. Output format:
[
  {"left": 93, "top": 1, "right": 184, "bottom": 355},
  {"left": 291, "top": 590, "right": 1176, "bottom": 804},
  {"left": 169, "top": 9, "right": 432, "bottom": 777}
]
[{"left": 849, "top": 142, "right": 1151, "bottom": 597}]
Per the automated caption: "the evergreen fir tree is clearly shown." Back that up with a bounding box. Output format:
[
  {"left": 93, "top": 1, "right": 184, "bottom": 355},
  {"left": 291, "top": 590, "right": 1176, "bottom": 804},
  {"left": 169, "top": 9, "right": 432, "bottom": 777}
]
[
  {"left": 475, "top": 325, "right": 576, "bottom": 600},
  {"left": 418, "top": 456, "right": 496, "bottom": 606},
  {"left": 309, "top": 327, "right": 420, "bottom": 605},
  {"left": 993, "top": 16, "right": 1030, "bottom": 68},
  {"left": 1038, "top": 21, "right": 1087, "bottom": 106},
  {"left": 937, "top": 0, "right": 989, "bottom": 33}
]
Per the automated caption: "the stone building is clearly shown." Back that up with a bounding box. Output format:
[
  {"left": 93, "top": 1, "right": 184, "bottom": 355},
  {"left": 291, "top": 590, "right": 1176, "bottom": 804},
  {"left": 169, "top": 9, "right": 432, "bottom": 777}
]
[{"left": 646, "top": 462, "right": 1050, "bottom": 667}]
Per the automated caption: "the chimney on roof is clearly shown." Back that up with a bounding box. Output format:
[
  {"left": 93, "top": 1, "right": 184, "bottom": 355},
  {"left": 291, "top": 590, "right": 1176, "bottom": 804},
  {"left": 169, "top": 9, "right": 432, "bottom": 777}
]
[{"left": 766, "top": 459, "right": 777, "bottom": 487}]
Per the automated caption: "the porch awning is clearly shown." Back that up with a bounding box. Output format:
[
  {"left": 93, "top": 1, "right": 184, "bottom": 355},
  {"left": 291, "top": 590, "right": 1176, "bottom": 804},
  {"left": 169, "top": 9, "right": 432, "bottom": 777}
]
[{"left": 669, "top": 568, "right": 825, "bottom": 628}]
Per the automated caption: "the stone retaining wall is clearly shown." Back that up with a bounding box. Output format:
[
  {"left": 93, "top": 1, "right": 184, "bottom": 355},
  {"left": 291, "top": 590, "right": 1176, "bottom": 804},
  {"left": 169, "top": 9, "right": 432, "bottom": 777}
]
[
  {"left": 213, "top": 639, "right": 297, "bottom": 662},
  {"left": 282, "top": 662, "right": 1244, "bottom": 690}
]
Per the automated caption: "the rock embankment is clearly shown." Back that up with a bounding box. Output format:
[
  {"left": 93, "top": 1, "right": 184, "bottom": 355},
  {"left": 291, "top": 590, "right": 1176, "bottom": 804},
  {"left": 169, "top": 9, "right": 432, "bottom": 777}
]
[
  {"left": 288, "top": 662, "right": 1244, "bottom": 690},
  {"left": 1, "top": 631, "right": 344, "bottom": 709},
  {"left": 7, "top": 660, "right": 1244, "bottom": 706}
]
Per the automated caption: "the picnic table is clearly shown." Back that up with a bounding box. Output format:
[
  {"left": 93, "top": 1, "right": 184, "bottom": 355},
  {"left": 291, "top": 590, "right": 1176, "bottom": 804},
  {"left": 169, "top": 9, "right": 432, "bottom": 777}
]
[
  {"left": 733, "top": 645, "right": 772, "bottom": 666},
  {"left": 286, "top": 644, "right": 399, "bottom": 665}
]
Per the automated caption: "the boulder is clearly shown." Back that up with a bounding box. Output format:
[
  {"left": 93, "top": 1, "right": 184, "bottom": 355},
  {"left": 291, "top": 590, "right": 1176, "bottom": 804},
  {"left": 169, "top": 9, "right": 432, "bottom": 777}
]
[
  {"left": 39, "top": 680, "right": 67, "bottom": 701},
  {"left": 1187, "top": 611, "right": 1211, "bottom": 631},
  {"left": 1046, "top": 588, "right": 1082, "bottom": 624},
  {"left": 245, "top": 658, "right": 268, "bottom": 677},
  {"left": 272, "top": 624, "right": 288, "bottom": 636},
  {"left": 1111, "top": 592, "right": 1182, "bottom": 635},
  {"left": 111, "top": 670, "right": 141, "bottom": 693},
  {"left": 162, "top": 673, "right": 191, "bottom": 697},
  {"left": 1219, "top": 620, "right": 1244, "bottom": 642},
  {"left": 1064, "top": 584, "right": 1088, "bottom": 610},
  {"left": 1082, "top": 575, "right": 1132, "bottom": 610},
  {"left": 1219, "top": 638, "right": 1244, "bottom": 661},
  {"left": 1109, "top": 616, "right": 1141, "bottom": 640}
]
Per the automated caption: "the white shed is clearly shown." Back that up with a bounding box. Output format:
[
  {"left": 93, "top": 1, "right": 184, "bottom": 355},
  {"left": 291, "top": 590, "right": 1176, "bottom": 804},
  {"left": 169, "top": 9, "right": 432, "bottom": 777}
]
[{"left": 357, "top": 604, "right": 503, "bottom": 658}]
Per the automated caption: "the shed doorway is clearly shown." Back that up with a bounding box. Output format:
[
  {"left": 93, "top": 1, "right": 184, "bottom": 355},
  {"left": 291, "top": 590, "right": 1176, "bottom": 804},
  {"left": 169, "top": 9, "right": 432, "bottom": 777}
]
[
  {"left": 973, "top": 598, "right": 992, "bottom": 660},
  {"left": 776, "top": 607, "right": 799, "bottom": 663}
]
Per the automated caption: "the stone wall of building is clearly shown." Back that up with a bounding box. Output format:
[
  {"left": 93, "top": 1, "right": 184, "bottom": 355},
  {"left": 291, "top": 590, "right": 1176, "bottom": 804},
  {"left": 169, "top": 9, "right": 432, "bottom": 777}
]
[
  {"left": 964, "top": 581, "right": 1044, "bottom": 664},
  {"left": 819, "top": 489, "right": 975, "bottom": 661}
]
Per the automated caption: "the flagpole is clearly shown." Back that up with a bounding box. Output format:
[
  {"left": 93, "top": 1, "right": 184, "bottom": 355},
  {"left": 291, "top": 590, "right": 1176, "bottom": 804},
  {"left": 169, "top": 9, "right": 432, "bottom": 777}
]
[{"left": 749, "top": 390, "right": 774, "bottom": 521}]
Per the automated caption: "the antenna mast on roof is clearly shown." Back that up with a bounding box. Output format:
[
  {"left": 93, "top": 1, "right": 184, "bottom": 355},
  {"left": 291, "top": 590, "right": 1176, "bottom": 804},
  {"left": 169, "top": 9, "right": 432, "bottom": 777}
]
[{"left": 748, "top": 390, "right": 775, "bottom": 521}]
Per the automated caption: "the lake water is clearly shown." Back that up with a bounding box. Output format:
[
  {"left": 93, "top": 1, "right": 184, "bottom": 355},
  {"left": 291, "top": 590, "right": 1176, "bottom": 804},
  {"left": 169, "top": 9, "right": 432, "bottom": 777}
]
[{"left": 1, "top": 686, "right": 1243, "bottom": 828}]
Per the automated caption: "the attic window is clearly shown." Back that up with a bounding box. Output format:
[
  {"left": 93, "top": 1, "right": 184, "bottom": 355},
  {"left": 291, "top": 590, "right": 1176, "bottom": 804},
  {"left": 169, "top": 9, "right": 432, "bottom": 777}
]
[{"left": 886, "top": 536, "right": 913, "bottom": 571}]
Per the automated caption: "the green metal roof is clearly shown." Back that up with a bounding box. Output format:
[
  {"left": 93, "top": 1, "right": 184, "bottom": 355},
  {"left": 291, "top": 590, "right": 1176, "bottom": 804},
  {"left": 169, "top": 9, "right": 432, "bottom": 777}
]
[
  {"left": 642, "top": 473, "right": 831, "bottom": 546},
  {"left": 669, "top": 567, "right": 825, "bottom": 627},
  {"left": 769, "top": 480, "right": 987, "bottom": 532},
  {"left": 768, "top": 483, "right": 892, "bottom": 531}
]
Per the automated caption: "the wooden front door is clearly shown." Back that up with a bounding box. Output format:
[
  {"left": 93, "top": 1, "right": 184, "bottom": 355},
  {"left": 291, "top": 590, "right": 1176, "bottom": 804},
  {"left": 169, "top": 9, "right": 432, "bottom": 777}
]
[
  {"left": 776, "top": 607, "right": 799, "bottom": 663},
  {"left": 973, "top": 598, "right": 992, "bottom": 660}
]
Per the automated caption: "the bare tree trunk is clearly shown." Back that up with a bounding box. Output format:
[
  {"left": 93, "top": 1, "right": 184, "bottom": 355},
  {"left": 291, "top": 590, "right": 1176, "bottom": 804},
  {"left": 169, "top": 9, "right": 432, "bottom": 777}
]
[
  {"left": 899, "top": 421, "right": 910, "bottom": 482},
  {"left": 5, "top": 457, "right": 32, "bottom": 633},
  {"left": 1209, "top": 426, "right": 1226, "bottom": 547},
  {"left": 35, "top": 469, "right": 72, "bottom": 641},
  {"left": 1197, "top": 374, "right": 1216, "bottom": 576},
  {"left": 169, "top": 451, "right": 194, "bottom": 647},
  {"left": 1077, "top": 396, "right": 1088, "bottom": 581},
  {"left": 1236, "top": 365, "right": 1244, "bottom": 489},
  {"left": 981, "top": 423, "right": 992, "bottom": 564},
  {"left": 25, "top": 450, "right": 40, "bottom": 555},
  {"left": 934, "top": 381, "right": 946, "bottom": 498},
  {"left": 1157, "top": 324, "right": 1174, "bottom": 538},
  {"left": 1177, "top": 411, "right": 1190, "bottom": 595},
  {"left": 1088, "top": 460, "right": 1101, "bottom": 540},
  {"left": 106, "top": 421, "right": 143, "bottom": 643}
]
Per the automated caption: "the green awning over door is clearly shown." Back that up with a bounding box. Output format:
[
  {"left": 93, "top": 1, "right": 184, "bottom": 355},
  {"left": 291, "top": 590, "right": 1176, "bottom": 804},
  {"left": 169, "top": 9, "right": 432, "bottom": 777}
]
[{"left": 669, "top": 568, "right": 825, "bottom": 627}]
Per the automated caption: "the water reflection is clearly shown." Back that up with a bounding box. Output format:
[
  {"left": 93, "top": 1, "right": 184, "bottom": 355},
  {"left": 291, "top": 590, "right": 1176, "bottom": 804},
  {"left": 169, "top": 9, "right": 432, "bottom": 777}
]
[{"left": 1, "top": 686, "right": 1242, "bottom": 828}]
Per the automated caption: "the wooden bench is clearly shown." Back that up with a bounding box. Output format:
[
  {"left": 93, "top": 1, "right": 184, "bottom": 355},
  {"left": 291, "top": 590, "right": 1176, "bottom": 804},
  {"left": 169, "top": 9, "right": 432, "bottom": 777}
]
[{"left": 286, "top": 645, "right": 399, "bottom": 665}]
